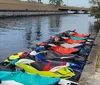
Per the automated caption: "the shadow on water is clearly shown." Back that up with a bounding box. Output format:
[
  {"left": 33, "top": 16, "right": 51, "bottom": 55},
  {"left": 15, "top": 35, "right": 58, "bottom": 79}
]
[
  {"left": 0, "top": 14, "right": 96, "bottom": 61},
  {"left": 24, "top": 18, "right": 33, "bottom": 49},
  {"left": 49, "top": 15, "right": 61, "bottom": 32},
  {"left": 25, "top": 15, "right": 61, "bottom": 48},
  {"left": 34, "top": 17, "right": 42, "bottom": 41},
  {"left": 93, "top": 21, "right": 100, "bottom": 33}
]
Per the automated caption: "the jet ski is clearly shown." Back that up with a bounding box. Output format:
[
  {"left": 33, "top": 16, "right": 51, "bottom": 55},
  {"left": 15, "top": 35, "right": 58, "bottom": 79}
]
[
  {"left": 1, "top": 57, "right": 75, "bottom": 80},
  {"left": 15, "top": 59, "right": 81, "bottom": 82},
  {"left": 0, "top": 71, "right": 60, "bottom": 85},
  {"left": 60, "top": 32, "right": 89, "bottom": 40},
  {"left": 36, "top": 44, "right": 90, "bottom": 57},
  {"left": 50, "top": 35, "right": 86, "bottom": 44},
  {"left": 66, "top": 30, "right": 90, "bottom": 38},
  {"left": 0, "top": 70, "right": 78, "bottom": 85},
  {"left": 36, "top": 35, "right": 91, "bottom": 57},
  {"left": 0, "top": 61, "right": 78, "bottom": 85},
  {"left": 37, "top": 36, "right": 85, "bottom": 49},
  {"left": 15, "top": 62, "right": 75, "bottom": 80},
  {"left": 14, "top": 58, "right": 85, "bottom": 73}
]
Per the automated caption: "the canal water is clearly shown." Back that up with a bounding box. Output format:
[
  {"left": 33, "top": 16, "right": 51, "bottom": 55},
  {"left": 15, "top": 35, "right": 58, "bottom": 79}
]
[{"left": 0, "top": 14, "right": 95, "bottom": 61}]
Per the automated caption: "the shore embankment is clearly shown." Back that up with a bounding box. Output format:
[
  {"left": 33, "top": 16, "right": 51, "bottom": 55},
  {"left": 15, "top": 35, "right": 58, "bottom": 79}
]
[
  {"left": 0, "top": 0, "right": 89, "bottom": 18},
  {"left": 0, "top": 11, "right": 68, "bottom": 18},
  {"left": 0, "top": 0, "right": 58, "bottom": 11},
  {"left": 79, "top": 29, "right": 100, "bottom": 85},
  {"left": 0, "top": 0, "right": 62, "bottom": 18},
  {"left": 0, "top": 0, "right": 61, "bottom": 18}
]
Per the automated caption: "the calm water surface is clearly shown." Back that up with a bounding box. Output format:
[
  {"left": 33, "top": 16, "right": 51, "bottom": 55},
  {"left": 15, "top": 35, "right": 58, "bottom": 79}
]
[{"left": 0, "top": 14, "right": 95, "bottom": 61}]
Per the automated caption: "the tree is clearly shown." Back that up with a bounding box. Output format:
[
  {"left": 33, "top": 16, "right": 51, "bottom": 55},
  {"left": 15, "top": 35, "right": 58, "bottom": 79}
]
[
  {"left": 49, "top": 0, "right": 56, "bottom": 5},
  {"left": 90, "top": 0, "right": 100, "bottom": 33},
  {"left": 49, "top": 0, "right": 63, "bottom": 6},
  {"left": 90, "top": 0, "right": 100, "bottom": 19},
  {"left": 56, "top": 0, "right": 63, "bottom": 6}
]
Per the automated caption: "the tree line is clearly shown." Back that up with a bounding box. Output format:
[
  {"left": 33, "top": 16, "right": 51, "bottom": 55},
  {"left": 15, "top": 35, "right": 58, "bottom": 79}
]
[{"left": 90, "top": 0, "right": 100, "bottom": 20}]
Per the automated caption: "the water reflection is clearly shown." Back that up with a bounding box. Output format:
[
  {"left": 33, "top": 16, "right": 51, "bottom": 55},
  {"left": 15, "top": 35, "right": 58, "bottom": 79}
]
[
  {"left": 93, "top": 21, "right": 100, "bottom": 33},
  {"left": 24, "top": 18, "right": 33, "bottom": 48},
  {"left": 49, "top": 15, "right": 61, "bottom": 32},
  {"left": 89, "top": 22, "right": 95, "bottom": 34},
  {"left": 34, "top": 17, "right": 42, "bottom": 41},
  {"left": 89, "top": 21, "right": 100, "bottom": 34}
]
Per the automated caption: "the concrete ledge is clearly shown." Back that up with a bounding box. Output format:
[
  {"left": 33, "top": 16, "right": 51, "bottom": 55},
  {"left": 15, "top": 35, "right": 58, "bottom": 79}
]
[
  {"left": 0, "top": 10, "right": 89, "bottom": 18},
  {"left": 0, "top": 11, "right": 69, "bottom": 18},
  {"left": 79, "top": 30, "right": 100, "bottom": 85}
]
